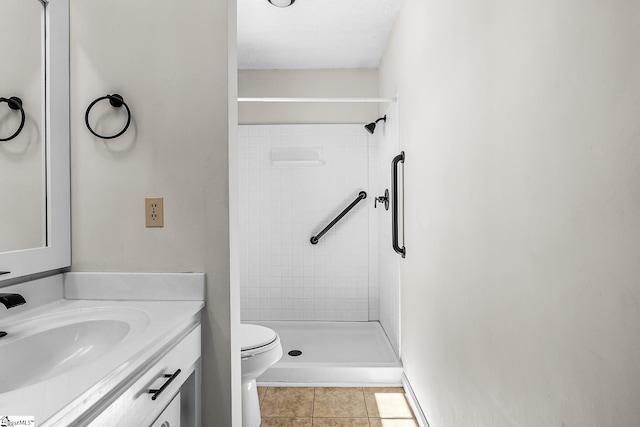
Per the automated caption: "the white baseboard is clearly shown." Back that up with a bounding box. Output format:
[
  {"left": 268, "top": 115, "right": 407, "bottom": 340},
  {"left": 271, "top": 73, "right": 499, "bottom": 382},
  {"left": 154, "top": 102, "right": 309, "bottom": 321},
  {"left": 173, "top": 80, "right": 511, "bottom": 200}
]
[{"left": 402, "top": 373, "right": 430, "bottom": 427}]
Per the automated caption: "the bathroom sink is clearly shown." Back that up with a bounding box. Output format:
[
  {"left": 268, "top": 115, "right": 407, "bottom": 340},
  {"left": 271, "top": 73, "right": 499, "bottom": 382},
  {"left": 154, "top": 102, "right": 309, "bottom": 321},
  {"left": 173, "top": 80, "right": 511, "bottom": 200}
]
[{"left": 0, "top": 307, "right": 149, "bottom": 393}]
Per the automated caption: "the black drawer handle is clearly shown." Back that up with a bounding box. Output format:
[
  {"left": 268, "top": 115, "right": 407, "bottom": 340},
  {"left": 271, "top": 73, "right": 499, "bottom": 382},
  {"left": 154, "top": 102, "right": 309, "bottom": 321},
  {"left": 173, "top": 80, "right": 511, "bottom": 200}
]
[{"left": 148, "top": 369, "right": 181, "bottom": 401}]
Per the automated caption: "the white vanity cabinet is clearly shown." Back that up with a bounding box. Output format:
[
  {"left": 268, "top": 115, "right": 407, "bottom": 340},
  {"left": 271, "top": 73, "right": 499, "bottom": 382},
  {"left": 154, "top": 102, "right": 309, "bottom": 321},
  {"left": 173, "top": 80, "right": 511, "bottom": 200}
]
[
  {"left": 87, "top": 325, "right": 201, "bottom": 427},
  {"left": 0, "top": 275, "right": 204, "bottom": 426},
  {"left": 151, "top": 393, "right": 181, "bottom": 427}
]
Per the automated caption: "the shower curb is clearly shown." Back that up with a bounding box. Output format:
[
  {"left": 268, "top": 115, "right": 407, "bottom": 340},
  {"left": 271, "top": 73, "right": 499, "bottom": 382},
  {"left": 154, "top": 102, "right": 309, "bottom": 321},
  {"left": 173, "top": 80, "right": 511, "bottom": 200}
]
[{"left": 258, "top": 364, "right": 403, "bottom": 385}]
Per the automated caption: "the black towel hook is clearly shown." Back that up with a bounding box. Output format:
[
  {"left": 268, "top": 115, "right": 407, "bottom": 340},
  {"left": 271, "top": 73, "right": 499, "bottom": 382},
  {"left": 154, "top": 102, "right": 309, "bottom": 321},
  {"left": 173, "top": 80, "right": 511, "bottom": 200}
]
[
  {"left": 85, "top": 94, "right": 131, "bottom": 139},
  {"left": 0, "top": 97, "right": 26, "bottom": 142}
]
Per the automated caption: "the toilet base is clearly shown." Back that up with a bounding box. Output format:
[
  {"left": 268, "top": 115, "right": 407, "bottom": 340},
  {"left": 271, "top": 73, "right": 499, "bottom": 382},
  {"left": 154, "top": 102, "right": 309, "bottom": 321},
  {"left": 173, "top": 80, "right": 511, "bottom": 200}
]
[{"left": 242, "top": 378, "right": 261, "bottom": 427}]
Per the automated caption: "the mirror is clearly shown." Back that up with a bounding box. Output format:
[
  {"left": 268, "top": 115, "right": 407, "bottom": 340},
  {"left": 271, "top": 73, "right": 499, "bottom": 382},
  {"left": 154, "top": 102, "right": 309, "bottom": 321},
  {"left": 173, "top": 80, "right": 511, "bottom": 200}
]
[
  {"left": 0, "top": 0, "right": 46, "bottom": 252},
  {"left": 0, "top": 0, "right": 70, "bottom": 281}
]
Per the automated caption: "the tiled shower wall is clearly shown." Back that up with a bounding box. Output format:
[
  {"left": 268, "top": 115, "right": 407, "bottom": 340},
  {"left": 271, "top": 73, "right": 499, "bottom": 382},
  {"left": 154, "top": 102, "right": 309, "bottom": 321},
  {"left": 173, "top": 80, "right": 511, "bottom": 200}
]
[
  {"left": 375, "top": 103, "right": 401, "bottom": 356},
  {"left": 239, "top": 124, "right": 377, "bottom": 321}
]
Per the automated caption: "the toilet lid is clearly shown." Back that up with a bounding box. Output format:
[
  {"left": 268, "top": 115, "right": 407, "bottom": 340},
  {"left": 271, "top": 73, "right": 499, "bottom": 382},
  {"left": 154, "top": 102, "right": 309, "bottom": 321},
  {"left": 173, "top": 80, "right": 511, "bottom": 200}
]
[{"left": 241, "top": 324, "right": 278, "bottom": 352}]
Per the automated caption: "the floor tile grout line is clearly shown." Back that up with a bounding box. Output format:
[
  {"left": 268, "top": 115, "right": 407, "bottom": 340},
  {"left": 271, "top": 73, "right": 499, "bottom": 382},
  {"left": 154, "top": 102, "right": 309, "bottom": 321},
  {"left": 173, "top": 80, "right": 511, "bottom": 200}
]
[
  {"left": 360, "top": 386, "right": 368, "bottom": 420},
  {"left": 359, "top": 386, "right": 373, "bottom": 427},
  {"left": 361, "top": 386, "right": 371, "bottom": 419},
  {"left": 312, "top": 387, "right": 317, "bottom": 424},
  {"left": 364, "top": 386, "right": 372, "bottom": 418},
  {"left": 260, "top": 386, "right": 267, "bottom": 406}
]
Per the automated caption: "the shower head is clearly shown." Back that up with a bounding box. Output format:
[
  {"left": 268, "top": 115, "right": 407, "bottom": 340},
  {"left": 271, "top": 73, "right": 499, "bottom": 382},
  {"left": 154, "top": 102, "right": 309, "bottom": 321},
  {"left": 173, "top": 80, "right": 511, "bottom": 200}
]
[
  {"left": 365, "top": 115, "right": 387, "bottom": 134},
  {"left": 364, "top": 122, "right": 377, "bottom": 134}
]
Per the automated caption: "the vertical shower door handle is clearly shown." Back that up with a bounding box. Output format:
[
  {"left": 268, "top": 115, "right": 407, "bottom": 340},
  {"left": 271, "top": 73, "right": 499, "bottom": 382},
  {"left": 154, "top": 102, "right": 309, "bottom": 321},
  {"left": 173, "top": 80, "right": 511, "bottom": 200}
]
[{"left": 392, "top": 151, "right": 406, "bottom": 258}]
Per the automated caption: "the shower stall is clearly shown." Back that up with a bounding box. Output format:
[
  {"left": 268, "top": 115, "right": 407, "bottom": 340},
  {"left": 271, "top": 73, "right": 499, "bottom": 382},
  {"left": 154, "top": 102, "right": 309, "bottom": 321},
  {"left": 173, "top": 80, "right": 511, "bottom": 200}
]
[{"left": 238, "top": 103, "right": 402, "bottom": 385}]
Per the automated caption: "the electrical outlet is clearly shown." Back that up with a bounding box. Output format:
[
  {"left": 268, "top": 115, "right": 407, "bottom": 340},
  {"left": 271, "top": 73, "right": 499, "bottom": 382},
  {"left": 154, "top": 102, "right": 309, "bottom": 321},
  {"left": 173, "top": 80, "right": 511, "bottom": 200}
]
[{"left": 145, "top": 197, "right": 164, "bottom": 228}]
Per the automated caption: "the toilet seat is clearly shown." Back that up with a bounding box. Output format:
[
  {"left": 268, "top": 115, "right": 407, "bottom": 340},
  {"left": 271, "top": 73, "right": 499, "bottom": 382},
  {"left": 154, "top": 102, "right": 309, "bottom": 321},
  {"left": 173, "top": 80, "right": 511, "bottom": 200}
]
[{"left": 241, "top": 324, "right": 280, "bottom": 358}]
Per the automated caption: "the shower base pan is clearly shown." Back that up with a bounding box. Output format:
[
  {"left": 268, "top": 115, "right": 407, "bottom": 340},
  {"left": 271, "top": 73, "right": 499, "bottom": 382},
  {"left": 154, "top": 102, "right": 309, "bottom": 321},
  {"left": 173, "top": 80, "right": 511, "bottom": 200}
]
[{"left": 253, "top": 321, "right": 403, "bottom": 386}]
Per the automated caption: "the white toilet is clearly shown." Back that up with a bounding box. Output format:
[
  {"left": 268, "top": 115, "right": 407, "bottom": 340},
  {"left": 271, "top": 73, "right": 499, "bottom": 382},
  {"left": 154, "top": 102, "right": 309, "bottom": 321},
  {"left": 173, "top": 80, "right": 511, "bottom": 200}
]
[{"left": 241, "top": 323, "right": 283, "bottom": 427}]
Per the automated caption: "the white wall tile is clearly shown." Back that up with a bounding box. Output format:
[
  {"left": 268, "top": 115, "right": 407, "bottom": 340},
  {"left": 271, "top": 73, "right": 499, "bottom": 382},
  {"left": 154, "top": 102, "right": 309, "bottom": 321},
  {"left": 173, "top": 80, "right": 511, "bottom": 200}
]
[
  {"left": 376, "top": 103, "right": 401, "bottom": 356},
  {"left": 239, "top": 124, "right": 373, "bottom": 321}
]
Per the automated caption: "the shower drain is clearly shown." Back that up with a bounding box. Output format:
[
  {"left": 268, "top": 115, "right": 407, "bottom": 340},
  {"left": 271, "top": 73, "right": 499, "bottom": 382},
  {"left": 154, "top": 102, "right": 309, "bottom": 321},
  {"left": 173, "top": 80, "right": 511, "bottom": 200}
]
[{"left": 287, "top": 350, "right": 302, "bottom": 357}]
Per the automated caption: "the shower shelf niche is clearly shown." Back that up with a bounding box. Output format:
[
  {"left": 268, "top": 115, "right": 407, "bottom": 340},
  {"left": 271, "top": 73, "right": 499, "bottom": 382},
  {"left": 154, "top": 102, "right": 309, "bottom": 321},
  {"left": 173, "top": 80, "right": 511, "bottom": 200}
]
[{"left": 270, "top": 148, "right": 325, "bottom": 167}]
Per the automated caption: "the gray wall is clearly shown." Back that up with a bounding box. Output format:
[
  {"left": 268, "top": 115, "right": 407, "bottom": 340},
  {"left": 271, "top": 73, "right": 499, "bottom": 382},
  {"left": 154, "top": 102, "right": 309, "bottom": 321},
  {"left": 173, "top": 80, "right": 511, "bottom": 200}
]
[
  {"left": 69, "top": 0, "right": 238, "bottom": 425},
  {"left": 380, "top": 0, "right": 640, "bottom": 425}
]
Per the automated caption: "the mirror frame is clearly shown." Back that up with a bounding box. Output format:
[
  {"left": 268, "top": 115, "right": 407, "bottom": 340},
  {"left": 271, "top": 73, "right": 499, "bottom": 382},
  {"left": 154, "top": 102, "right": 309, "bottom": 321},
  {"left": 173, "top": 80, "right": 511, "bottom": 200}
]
[{"left": 0, "top": 0, "right": 70, "bottom": 282}]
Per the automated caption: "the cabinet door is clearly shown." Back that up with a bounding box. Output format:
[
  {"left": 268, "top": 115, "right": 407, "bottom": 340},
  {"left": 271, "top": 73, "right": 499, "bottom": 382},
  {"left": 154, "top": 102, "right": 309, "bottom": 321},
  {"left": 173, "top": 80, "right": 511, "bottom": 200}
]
[{"left": 150, "top": 392, "right": 181, "bottom": 427}]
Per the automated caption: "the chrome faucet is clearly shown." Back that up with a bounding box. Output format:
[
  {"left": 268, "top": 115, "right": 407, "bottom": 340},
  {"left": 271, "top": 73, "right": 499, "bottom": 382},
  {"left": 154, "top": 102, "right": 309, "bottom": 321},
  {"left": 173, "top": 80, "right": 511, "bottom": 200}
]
[{"left": 0, "top": 293, "right": 26, "bottom": 309}]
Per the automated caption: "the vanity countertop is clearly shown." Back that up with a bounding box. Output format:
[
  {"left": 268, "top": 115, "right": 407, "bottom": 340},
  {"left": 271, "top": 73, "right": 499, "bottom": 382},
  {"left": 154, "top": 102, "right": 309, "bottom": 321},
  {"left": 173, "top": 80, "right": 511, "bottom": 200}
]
[{"left": 0, "top": 272, "right": 205, "bottom": 426}]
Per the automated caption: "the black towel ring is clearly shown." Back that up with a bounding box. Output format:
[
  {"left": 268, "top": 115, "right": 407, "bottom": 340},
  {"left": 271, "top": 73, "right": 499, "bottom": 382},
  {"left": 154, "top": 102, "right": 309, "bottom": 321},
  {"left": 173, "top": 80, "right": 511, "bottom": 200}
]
[
  {"left": 85, "top": 94, "right": 131, "bottom": 139},
  {"left": 0, "top": 97, "right": 26, "bottom": 142}
]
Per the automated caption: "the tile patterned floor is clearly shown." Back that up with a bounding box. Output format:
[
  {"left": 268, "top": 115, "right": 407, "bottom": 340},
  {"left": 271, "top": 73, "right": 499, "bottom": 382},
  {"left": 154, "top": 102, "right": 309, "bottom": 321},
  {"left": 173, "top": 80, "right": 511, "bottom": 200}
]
[{"left": 258, "top": 387, "right": 419, "bottom": 427}]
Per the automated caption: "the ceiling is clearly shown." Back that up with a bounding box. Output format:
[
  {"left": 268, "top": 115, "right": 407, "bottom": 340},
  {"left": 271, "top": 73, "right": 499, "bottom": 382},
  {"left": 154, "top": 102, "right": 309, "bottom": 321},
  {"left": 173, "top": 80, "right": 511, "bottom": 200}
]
[{"left": 237, "top": 0, "right": 403, "bottom": 70}]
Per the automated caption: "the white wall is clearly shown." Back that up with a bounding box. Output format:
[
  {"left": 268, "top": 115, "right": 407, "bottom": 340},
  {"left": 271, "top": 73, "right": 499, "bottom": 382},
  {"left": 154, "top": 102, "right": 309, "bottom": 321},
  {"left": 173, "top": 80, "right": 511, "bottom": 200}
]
[
  {"left": 380, "top": 0, "right": 640, "bottom": 425},
  {"left": 239, "top": 69, "right": 379, "bottom": 124},
  {"left": 0, "top": 0, "right": 45, "bottom": 252},
  {"left": 239, "top": 124, "right": 373, "bottom": 321},
  {"left": 69, "top": 0, "right": 236, "bottom": 425}
]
